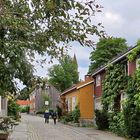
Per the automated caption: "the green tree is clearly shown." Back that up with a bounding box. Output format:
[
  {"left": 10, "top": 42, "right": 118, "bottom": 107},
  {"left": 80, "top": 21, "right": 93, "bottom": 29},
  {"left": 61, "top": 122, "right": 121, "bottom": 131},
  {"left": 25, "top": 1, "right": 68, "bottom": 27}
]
[
  {"left": 17, "top": 76, "right": 48, "bottom": 100},
  {"left": 88, "top": 37, "right": 128, "bottom": 73},
  {"left": 123, "top": 75, "right": 140, "bottom": 138},
  {"left": 124, "top": 41, "right": 140, "bottom": 138},
  {"left": 8, "top": 99, "right": 20, "bottom": 120},
  {"left": 0, "top": 0, "right": 103, "bottom": 95},
  {"left": 48, "top": 55, "right": 79, "bottom": 92}
]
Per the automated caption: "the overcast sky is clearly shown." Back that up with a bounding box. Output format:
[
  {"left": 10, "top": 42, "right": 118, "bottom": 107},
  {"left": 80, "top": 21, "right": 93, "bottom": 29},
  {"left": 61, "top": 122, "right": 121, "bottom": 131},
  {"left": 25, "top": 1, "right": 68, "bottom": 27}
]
[{"left": 18, "top": 0, "right": 140, "bottom": 89}]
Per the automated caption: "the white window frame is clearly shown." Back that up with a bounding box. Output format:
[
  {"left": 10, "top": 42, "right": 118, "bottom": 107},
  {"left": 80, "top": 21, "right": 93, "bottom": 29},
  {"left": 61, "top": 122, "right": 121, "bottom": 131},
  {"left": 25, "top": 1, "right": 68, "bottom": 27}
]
[
  {"left": 96, "top": 75, "right": 101, "bottom": 87},
  {"left": 95, "top": 97, "right": 102, "bottom": 110},
  {"left": 67, "top": 98, "right": 71, "bottom": 112},
  {"left": 136, "top": 58, "right": 140, "bottom": 69},
  {"left": 121, "top": 92, "right": 127, "bottom": 110},
  {"left": 72, "top": 96, "right": 77, "bottom": 111}
]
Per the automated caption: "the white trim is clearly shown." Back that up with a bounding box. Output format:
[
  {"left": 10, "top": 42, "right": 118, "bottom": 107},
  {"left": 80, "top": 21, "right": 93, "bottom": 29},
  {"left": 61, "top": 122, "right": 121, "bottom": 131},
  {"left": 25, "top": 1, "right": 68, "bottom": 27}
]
[
  {"left": 0, "top": 96, "right": 1, "bottom": 112},
  {"left": 136, "top": 58, "right": 140, "bottom": 69},
  {"left": 128, "top": 61, "right": 130, "bottom": 75},
  {"left": 95, "top": 97, "right": 102, "bottom": 110},
  {"left": 96, "top": 75, "right": 101, "bottom": 87},
  {"left": 77, "top": 81, "right": 94, "bottom": 89},
  {"left": 61, "top": 86, "right": 76, "bottom": 96},
  {"left": 72, "top": 96, "right": 77, "bottom": 111}
]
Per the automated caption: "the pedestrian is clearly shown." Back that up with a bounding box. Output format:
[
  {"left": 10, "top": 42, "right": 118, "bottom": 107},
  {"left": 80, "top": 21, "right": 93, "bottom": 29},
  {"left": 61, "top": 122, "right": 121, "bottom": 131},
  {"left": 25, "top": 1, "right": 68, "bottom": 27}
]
[
  {"left": 52, "top": 111, "right": 57, "bottom": 124},
  {"left": 44, "top": 109, "right": 50, "bottom": 123}
]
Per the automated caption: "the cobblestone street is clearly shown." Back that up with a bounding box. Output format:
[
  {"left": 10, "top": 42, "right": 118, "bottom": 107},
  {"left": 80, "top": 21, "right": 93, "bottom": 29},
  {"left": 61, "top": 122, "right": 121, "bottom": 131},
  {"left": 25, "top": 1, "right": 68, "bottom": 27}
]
[{"left": 9, "top": 114, "right": 127, "bottom": 140}]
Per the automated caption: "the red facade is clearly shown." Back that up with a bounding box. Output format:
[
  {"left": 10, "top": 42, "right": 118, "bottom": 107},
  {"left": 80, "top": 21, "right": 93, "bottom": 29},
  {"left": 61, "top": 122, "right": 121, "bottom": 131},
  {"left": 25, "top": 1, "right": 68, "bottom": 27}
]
[
  {"left": 94, "top": 71, "right": 105, "bottom": 98},
  {"left": 95, "top": 85, "right": 102, "bottom": 98},
  {"left": 94, "top": 60, "right": 137, "bottom": 98},
  {"left": 128, "top": 61, "right": 136, "bottom": 75}
]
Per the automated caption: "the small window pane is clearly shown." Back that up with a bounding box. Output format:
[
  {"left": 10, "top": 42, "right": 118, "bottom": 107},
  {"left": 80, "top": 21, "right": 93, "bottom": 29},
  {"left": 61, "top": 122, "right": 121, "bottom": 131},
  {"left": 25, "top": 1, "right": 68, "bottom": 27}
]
[{"left": 96, "top": 75, "right": 101, "bottom": 86}]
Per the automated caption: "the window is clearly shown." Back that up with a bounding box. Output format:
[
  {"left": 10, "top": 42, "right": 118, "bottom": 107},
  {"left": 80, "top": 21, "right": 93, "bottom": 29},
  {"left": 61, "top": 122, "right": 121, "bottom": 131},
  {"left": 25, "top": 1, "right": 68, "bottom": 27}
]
[
  {"left": 96, "top": 75, "right": 101, "bottom": 86},
  {"left": 95, "top": 98, "right": 102, "bottom": 110},
  {"left": 136, "top": 58, "right": 140, "bottom": 69},
  {"left": 67, "top": 98, "right": 71, "bottom": 112},
  {"left": 124, "top": 63, "right": 128, "bottom": 75},
  {"left": 72, "top": 97, "right": 77, "bottom": 111}
]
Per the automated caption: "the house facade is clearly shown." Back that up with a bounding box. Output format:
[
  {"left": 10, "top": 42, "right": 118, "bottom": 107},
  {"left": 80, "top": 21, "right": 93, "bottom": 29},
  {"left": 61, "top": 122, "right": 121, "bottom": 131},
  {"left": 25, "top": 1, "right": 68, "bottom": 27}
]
[
  {"left": 61, "top": 75, "right": 94, "bottom": 123},
  {"left": 29, "top": 84, "right": 60, "bottom": 114},
  {"left": 92, "top": 46, "right": 139, "bottom": 110}
]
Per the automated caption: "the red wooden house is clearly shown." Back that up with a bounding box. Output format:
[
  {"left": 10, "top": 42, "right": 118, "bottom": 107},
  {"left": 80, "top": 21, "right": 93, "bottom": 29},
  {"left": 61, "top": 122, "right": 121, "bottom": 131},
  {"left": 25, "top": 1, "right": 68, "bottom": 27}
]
[{"left": 92, "top": 46, "right": 140, "bottom": 110}]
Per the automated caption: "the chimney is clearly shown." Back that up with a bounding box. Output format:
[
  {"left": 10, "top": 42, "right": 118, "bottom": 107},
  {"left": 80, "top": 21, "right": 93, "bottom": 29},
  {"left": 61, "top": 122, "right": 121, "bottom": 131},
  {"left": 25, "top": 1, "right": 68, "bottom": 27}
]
[{"left": 85, "top": 74, "right": 93, "bottom": 81}]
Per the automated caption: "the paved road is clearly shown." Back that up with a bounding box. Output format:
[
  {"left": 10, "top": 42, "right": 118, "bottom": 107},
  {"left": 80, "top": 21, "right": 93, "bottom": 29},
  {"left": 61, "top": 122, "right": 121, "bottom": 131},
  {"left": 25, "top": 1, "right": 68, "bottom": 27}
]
[{"left": 10, "top": 114, "right": 127, "bottom": 140}]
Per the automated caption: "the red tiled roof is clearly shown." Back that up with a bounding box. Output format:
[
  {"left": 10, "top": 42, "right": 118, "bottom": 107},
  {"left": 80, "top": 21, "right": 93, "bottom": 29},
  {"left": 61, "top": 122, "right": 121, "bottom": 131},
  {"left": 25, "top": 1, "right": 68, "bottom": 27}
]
[{"left": 16, "top": 100, "right": 31, "bottom": 105}]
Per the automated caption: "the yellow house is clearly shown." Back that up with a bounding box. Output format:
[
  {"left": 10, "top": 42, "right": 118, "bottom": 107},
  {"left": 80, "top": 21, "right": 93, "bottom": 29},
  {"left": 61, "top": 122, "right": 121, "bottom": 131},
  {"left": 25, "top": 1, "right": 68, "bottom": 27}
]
[{"left": 61, "top": 75, "right": 94, "bottom": 122}]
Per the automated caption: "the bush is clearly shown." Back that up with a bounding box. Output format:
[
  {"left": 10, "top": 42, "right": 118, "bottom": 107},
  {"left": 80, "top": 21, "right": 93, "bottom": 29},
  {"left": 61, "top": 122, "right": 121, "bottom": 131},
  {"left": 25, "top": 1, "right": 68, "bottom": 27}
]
[
  {"left": 123, "top": 100, "right": 140, "bottom": 138},
  {"left": 20, "top": 107, "right": 26, "bottom": 113},
  {"left": 56, "top": 105, "right": 62, "bottom": 119},
  {"left": 20, "top": 106, "right": 30, "bottom": 113},
  {"left": 26, "top": 106, "right": 30, "bottom": 114},
  {"left": 109, "top": 112, "right": 126, "bottom": 136},
  {"left": 60, "top": 106, "right": 80, "bottom": 124},
  {"left": 60, "top": 113, "right": 73, "bottom": 124},
  {"left": 8, "top": 100, "right": 20, "bottom": 120},
  {"left": 71, "top": 106, "right": 80, "bottom": 123},
  {"left": 123, "top": 76, "right": 140, "bottom": 138},
  {"left": 0, "top": 117, "right": 16, "bottom": 133},
  {"left": 95, "top": 109, "right": 109, "bottom": 130},
  {"left": 36, "top": 108, "right": 46, "bottom": 114}
]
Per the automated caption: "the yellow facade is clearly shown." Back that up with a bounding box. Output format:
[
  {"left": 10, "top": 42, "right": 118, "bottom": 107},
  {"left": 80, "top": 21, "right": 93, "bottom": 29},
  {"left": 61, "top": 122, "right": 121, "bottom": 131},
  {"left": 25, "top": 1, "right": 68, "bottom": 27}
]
[
  {"left": 61, "top": 81, "right": 94, "bottom": 119},
  {"left": 78, "top": 83, "right": 94, "bottom": 119}
]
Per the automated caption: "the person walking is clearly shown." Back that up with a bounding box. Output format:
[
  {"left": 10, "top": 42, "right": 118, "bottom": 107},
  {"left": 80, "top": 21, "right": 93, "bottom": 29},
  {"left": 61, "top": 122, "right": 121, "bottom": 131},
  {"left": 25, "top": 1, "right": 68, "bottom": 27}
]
[
  {"left": 44, "top": 109, "right": 50, "bottom": 123},
  {"left": 52, "top": 111, "right": 57, "bottom": 124}
]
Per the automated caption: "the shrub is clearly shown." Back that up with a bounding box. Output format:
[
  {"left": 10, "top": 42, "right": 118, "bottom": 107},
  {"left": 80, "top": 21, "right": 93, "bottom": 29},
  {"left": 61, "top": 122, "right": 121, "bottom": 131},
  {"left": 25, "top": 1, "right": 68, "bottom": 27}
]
[
  {"left": 124, "top": 106, "right": 140, "bottom": 138},
  {"left": 20, "top": 107, "right": 26, "bottom": 113},
  {"left": 71, "top": 106, "right": 80, "bottom": 123},
  {"left": 60, "top": 113, "right": 73, "bottom": 124},
  {"left": 36, "top": 108, "right": 46, "bottom": 114},
  {"left": 60, "top": 106, "right": 80, "bottom": 123},
  {"left": 123, "top": 76, "right": 140, "bottom": 138},
  {"left": 109, "top": 112, "right": 126, "bottom": 136},
  {"left": 56, "top": 105, "right": 62, "bottom": 119},
  {"left": 95, "top": 109, "right": 109, "bottom": 130},
  {"left": 26, "top": 106, "right": 30, "bottom": 114},
  {"left": 20, "top": 106, "right": 30, "bottom": 113},
  {"left": 8, "top": 100, "right": 20, "bottom": 120},
  {"left": 0, "top": 117, "right": 16, "bottom": 133}
]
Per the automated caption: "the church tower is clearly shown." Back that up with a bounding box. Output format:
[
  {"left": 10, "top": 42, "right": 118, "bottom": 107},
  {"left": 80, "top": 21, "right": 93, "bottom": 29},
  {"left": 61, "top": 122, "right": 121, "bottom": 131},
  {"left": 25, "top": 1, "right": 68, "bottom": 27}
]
[
  {"left": 72, "top": 54, "right": 79, "bottom": 82},
  {"left": 73, "top": 53, "right": 78, "bottom": 71}
]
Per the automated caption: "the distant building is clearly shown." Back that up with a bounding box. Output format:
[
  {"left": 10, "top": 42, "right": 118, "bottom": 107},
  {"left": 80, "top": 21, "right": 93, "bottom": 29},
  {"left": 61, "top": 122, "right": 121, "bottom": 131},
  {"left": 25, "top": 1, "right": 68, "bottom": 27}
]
[{"left": 29, "top": 83, "right": 60, "bottom": 114}]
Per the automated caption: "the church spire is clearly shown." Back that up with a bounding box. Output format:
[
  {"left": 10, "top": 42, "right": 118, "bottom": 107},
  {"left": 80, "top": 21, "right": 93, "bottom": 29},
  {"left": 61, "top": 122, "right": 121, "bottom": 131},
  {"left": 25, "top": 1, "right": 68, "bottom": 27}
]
[
  {"left": 72, "top": 54, "right": 79, "bottom": 82},
  {"left": 73, "top": 53, "right": 78, "bottom": 67}
]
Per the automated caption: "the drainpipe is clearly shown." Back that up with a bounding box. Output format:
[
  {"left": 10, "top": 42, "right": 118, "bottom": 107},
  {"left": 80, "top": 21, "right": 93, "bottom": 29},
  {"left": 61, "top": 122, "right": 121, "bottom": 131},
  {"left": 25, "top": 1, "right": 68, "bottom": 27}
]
[{"left": 93, "top": 93, "right": 96, "bottom": 125}]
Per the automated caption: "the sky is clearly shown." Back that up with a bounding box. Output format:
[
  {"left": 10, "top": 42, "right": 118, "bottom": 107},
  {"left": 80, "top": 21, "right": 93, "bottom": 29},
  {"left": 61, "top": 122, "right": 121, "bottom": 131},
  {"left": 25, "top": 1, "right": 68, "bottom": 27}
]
[{"left": 18, "top": 0, "right": 140, "bottom": 88}]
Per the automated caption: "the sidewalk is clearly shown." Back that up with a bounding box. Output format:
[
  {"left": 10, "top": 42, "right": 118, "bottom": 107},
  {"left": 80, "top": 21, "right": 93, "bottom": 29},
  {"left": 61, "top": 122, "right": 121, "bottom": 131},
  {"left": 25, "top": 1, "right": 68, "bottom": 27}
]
[{"left": 9, "top": 119, "right": 28, "bottom": 140}]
